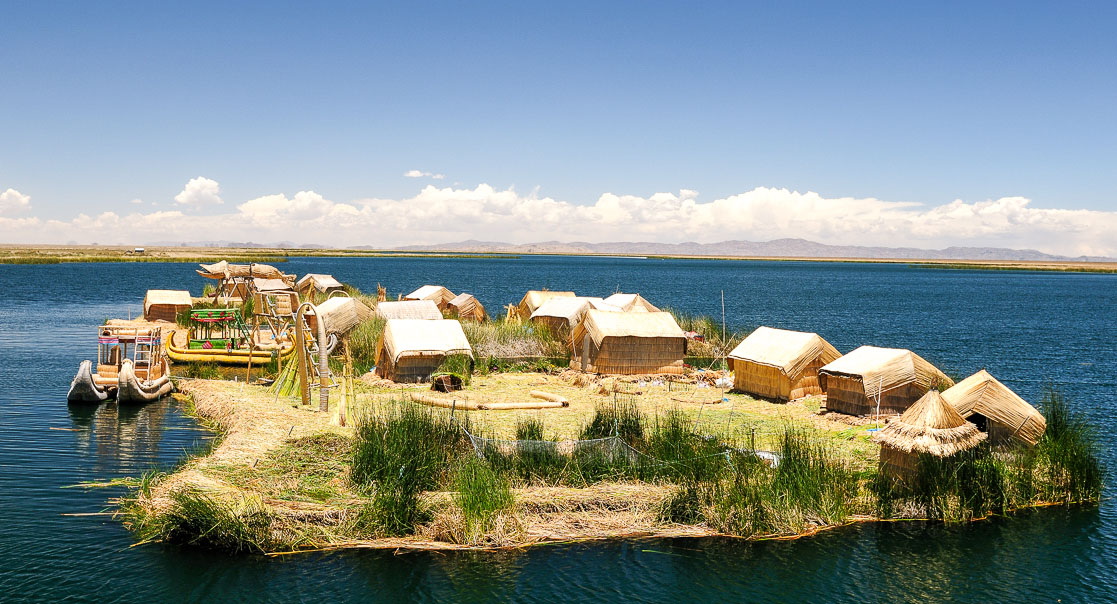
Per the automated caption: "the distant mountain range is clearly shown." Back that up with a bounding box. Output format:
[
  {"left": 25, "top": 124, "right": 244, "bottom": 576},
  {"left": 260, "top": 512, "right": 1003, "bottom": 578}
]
[{"left": 392, "top": 238, "right": 1114, "bottom": 262}]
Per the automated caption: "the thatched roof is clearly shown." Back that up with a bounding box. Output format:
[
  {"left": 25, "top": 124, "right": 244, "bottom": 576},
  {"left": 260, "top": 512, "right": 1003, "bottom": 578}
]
[
  {"left": 530, "top": 297, "right": 620, "bottom": 325},
  {"left": 405, "top": 285, "right": 456, "bottom": 304},
  {"left": 252, "top": 277, "right": 295, "bottom": 293},
  {"left": 448, "top": 293, "right": 487, "bottom": 320},
  {"left": 942, "top": 370, "right": 1046, "bottom": 446},
  {"left": 573, "top": 310, "right": 686, "bottom": 349},
  {"left": 871, "top": 390, "right": 986, "bottom": 457},
  {"left": 517, "top": 290, "right": 576, "bottom": 315},
  {"left": 602, "top": 293, "right": 660, "bottom": 313},
  {"left": 312, "top": 296, "right": 373, "bottom": 336},
  {"left": 729, "top": 326, "right": 842, "bottom": 378},
  {"left": 819, "top": 345, "right": 953, "bottom": 398},
  {"left": 375, "top": 300, "right": 443, "bottom": 320},
  {"left": 297, "top": 273, "right": 343, "bottom": 292},
  {"left": 196, "top": 261, "right": 291, "bottom": 284},
  {"left": 143, "top": 289, "right": 192, "bottom": 313},
  {"left": 378, "top": 319, "right": 472, "bottom": 363}
]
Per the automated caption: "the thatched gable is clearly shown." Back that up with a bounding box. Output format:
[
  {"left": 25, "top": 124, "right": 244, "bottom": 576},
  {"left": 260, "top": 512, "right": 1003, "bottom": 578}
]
[
  {"left": 448, "top": 293, "right": 487, "bottom": 322},
  {"left": 530, "top": 297, "right": 620, "bottom": 335},
  {"left": 602, "top": 293, "right": 660, "bottom": 313},
  {"left": 872, "top": 390, "right": 986, "bottom": 476},
  {"left": 819, "top": 346, "right": 954, "bottom": 415},
  {"left": 942, "top": 370, "right": 1046, "bottom": 447},
  {"left": 143, "top": 290, "right": 192, "bottom": 323},
  {"left": 516, "top": 290, "right": 576, "bottom": 319},
  {"left": 728, "top": 326, "right": 842, "bottom": 401},
  {"left": 571, "top": 310, "right": 686, "bottom": 375},
  {"left": 296, "top": 273, "right": 344, "bottom": 295},
  {"left": 404, "top": 285, "right": 456, "bottom": 310},
  {"left": 375, "top": 300, "right": 443, "bottom": 320}
]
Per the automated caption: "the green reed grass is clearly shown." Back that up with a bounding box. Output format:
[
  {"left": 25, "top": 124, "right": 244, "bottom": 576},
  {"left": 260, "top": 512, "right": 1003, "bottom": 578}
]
[{"left": 452, "top": 456, "right": 515, "bottom": 543}]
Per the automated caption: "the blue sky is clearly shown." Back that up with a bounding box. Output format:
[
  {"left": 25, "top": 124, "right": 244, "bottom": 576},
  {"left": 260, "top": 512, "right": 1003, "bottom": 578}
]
[{"left": 1, "top": 2, "right": 1115, "bottom": 253}]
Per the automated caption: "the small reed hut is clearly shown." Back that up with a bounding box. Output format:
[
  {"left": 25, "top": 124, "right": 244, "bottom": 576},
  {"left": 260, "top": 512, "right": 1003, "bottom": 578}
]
[
  {"left": 819, "top": 346, "right": 954, "bottom": 416},
  {"left": 571, "top": 310, "right": 687, "bottom": 374},
  {"left": 375, "top": 300, "right": 443, "bottom": 320},
  {"left": 942, "top": 370, "right": 1046, "bottom": 447},
  {"left": 516, "top": 290, "right": 576, "bottom": 320},
  {"left": 727, "top": 326, "right": 842, "bottom": 401},
  {"left": 448, "top": 293, "right": 487, "bottom": 322},
  {"left": 404, "top": 285, "right": 456, "bottom": 311},
  {"left": 252, "top": 277, "right": 299, "bottom": 317},
  {"left": 306, "top": 296, "right": 374, "bottom": 336},
  {"left": 602, "top": 293, "right": 660, "bottom": 313},
  {"left": 530, "top": 297, "right": 620, "bottom": 336},
  {"left": 143, "top": 289, "right": 192, "bottom": 323},
  {"left": 296, "top": 273, "right": 344, "bottom": 298},
  {"left": 871, "top": 389, "right": 987, "bottom": 478},
  {"left": 375, "top": 319, "right": 473, "bottom": 382}
]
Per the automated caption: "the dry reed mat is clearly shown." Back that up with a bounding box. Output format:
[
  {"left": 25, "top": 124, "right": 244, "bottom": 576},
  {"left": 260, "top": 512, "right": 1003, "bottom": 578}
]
[{"left": 410, "top": 391, "right": 569, "bottom": 411}]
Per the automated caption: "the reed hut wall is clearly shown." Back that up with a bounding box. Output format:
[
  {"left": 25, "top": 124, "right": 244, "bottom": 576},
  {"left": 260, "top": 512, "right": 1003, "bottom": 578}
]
[
  {"left": 573, "top": 335, "right": 685, "bottom": 375},
  {"left": 821, "top": 375, "right": 926, "bottom": 416},
  {"left": 375, "top": 351, "right": 449, "bottom": 383},
  {"left": 731, "top": 358, "right": 830, "bottom": 401}
]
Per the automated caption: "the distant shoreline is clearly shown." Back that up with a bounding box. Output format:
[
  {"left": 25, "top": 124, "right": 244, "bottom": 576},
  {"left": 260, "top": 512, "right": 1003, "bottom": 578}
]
[{"left": 0, "top": 244, "right": 1113, "bottom": 273}]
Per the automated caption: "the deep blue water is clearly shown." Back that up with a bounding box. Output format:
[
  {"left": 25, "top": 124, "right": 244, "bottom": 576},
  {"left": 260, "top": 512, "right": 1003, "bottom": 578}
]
[{"left": 0, "top": 256, "right": 1113, "bottom": 603}]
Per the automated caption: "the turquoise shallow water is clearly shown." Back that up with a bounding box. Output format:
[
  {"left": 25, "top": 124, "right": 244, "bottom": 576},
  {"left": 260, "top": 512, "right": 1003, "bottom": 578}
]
[{"left": 0, "top": 257, "right": 1113, "bottom": 603}]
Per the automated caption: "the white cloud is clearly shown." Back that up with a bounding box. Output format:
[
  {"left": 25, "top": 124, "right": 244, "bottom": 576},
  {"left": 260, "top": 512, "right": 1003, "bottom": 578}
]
[
  {"left": 130, "top": 198, "right": 144, "bottom": 205},
  {"left": 0, "top": 188, "right": 31, "bottom": 216},
  {"left": 403, "top": 169, "right": 445, "bottom": 180},
  {"left": 174, "top": 177, "right": 223, "bottom": 206},
  {"left": 0, "top": 184, "right": 1113, "bottom": 257}
]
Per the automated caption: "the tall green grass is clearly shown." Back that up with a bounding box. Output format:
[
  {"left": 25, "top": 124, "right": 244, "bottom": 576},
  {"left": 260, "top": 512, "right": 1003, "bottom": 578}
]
[
  {"left": 452, "top": 456, "right": 515, "bottom": 543},
  {"left": 124, "top": 488, "right": 274, "bottom": 554}
]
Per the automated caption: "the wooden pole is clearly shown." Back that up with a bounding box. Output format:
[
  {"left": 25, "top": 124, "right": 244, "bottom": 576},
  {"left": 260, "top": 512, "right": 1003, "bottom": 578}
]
[{"left": 295, "top": 305, "right": 310, "bottom": 407}]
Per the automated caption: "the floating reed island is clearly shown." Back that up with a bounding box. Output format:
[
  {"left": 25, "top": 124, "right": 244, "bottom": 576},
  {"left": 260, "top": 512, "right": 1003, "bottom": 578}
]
[{"left": 67, "top": 260, "right": 1102, "bottom": 554}]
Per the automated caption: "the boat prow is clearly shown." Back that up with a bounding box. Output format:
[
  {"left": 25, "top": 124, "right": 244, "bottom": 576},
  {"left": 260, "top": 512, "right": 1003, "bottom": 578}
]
[
  {"left": 118, "top": 359, "right": 174, "bottom": 404},
  {"left": 67, "top": 360, "right": 114, "bottom": 403}
]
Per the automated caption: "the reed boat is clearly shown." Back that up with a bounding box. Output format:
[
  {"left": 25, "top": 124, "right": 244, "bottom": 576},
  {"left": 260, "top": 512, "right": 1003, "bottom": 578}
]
[
  {"left": 67, "top": 324, "right": 173, "bottom": 404},
  {"left": 166, "top": 329, "right": 297, "bottom": 365}
]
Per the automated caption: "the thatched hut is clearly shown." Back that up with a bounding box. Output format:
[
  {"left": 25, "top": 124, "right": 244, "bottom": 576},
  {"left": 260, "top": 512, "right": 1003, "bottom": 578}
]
[
  {"left": 448, "top": 293, "right": 487, "bottom": 322},
  {"left": 143, "top": 290, "right": 192, "bottom": 323},
  {"left": 942, "top": 370, "right": 1046, "bottom": 447},
  {"left": 571, "top": 310, "right": 687, "bottom": 375},
  {"left": 375, "top": 300, "right": 443, "bottom": 320},
  {"left": 374, "top": 319, "right": 473, "bottom": 382},
  {"left": 819, "top": 346, "right": 954, "bottom": 416},
  {"left": 307, "top": 296, "right": 373, "bottom": 336},
  {"left": 530, "top": 297, "right": 620, "bottom": 336},
  {"left": 602, "top": 293, "right": 660, "bottom": 313},
  {"left": 404, "top": 285, "right": 456, "bottom": 311},
  {"left": 727, "top": 327, "right": 842, "bottom": 401},
  {"left": 516, "top": 290, "right": 576, "bottom": 319},
  {"left": 296, "top": 273, "right": 344, "bottom": 297},
  {"left": 871, "top": 389, "right": 987, "bottom": 477}
]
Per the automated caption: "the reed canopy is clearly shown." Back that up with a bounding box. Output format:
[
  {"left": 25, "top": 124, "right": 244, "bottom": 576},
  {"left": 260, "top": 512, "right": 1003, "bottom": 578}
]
[
  {"left": 375, "top": 319, "right": 473, "bottom": 383},
  {"left": 515, "top": 290, "right": 576, "bottom": 319},
  {"left": 251, "top": 277, "right": 299, "bottom": 316},
  {"left": 307, "top": 296, "right": 373, "bottom": 337},
  {"left": 942, "top": 369, "right": 1046, "bottom": 447},
  {"left": 375, "top": 300, "right": 443, "bottom": 321},
  {"left": 404, "top": 285, "right": 457, "bottom": 311},
  {"left": 728, "top": 326, "right": 841, "bottom": 401},
  {"left": 196, "top": 261, "right": 293, "bottom": 285},
  {"left": 602, "top": 293, "right": 660, "bottom": 313},
  {"left": 448, "top": 293, "right": 487, "bottom": 322},
  {"left": 530, "top": 296, "right": 620, "bottom": 336},
  {"left": 143, "top": 289, "right": 192, "bottom": 323},
  {"left": 571, "top": 310, "right": 686, "bottom": 375},
  {"left": 296, "top": 273, "right": 344, "bottom": 296},
  {"left": 871, "top": 389, "right": 987, "bottom": 477},
  {"left": 819, "top": 345, "right": 954, "bottom": 416}
]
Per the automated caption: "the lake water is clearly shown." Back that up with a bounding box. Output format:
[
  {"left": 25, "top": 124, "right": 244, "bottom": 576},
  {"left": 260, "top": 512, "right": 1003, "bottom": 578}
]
[{"left": 0, "top": 256, "right": 1113, "bottom": 602}]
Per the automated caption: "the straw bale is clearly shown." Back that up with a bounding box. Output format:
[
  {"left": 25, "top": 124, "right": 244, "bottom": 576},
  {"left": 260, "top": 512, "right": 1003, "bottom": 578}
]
[
  {"left": 941, "top": 370, "right": 1046, "bottom": 446},
  {"left": 404, "top": 285, "right": 456, "bottom": 310},
  {"left": 143, "top": 289, "right": 192, "bottom": 322},
  {"left": 375, "top": 300, "right": 443, "bottom": 320}
]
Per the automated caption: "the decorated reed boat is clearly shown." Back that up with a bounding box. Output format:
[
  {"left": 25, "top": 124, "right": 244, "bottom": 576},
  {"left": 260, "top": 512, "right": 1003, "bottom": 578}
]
[
  {"left": 68, "top": 324, "right": 173, "bottom": 404},
  {"left": 166, "top": 307, "right": 296, "bottom": 365}
]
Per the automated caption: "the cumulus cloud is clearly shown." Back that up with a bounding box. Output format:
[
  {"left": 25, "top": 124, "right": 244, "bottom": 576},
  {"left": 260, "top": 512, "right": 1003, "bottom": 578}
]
[
  {"left": 130, "top": 198, "right": 144, "bottom": 205},
  {"left": 0, "top": 188, "right": 31, "bottom": 216},
  {"left": 0, "top": 184, "right": 1113, "bottom": 257},
  {"left": 174, "top": 177, "right": 223, "bottom": 206},
  {"left": 404, "top": 169, "right": 445, "bottom": 180}
]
